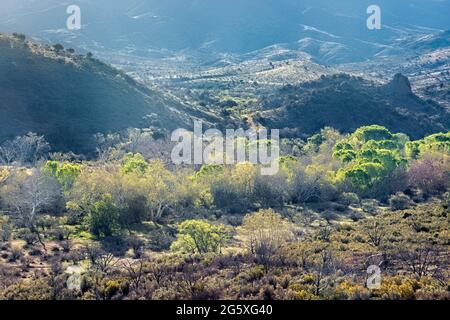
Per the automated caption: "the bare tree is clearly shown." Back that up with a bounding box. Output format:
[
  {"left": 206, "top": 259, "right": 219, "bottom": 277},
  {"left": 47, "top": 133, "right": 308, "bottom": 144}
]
[
  {"left": 122, "top": 259, "right": 145, "bottom": 290},
  {"left": 289, "top": 169, "right": 322, "bottom": 203},
  {"left": 407, "top": 153, "right": 450, "bottom": 196},
  {"left": 124, "top": 128, "right": 173, "bottom": 161},
  {"left": 0, "top": 168, "right": 9, "bottom": 187},
  {"left": 397, "top": 243, "right": 441, "bottom": 279},
  {"left": 364, "top": 219, "right": 387, "bottom": 248},
  {"left": 240, "top": 209, "right": 295, "bottom": 272},
  {"left": 0, "top": 140, "right": 16, "bottom": 165},
  {"left": 94, "top": 129, "right": 173, "bottom": 163},
  {"left": 310, "top": 249, "right": 336, "bottom": 296},
  {"left": 147, "top": 261, "right": 171, "bottom": 286},
  {"left": 4, "top": 168, "right": 60, "bottom": 249},
  {"left": 0, "top": 133, "right": 50, "bottom": 165},
  {"left": 84, "top": 245, "right": 118, "bottom": 274},
  {"left": 94, "top": 132, "right": 123, "bottom": 162}
]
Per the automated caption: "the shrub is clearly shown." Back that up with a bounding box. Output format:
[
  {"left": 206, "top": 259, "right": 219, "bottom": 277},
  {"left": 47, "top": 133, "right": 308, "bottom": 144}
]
[
  {"left": 253, "top": 174, "right": 287, "bottom": 208},
  {"left": 443, "top": 192, "right": 450, "bottom": 210},
  {"left": 212, "top": 180, "right": 252, "bottom": 214},
  {"left": 389, "top": 192, "right": 412, "bottom": 211},
  {"left": 23, "top": 232, "right": 38, "bottom": 246},
  {"left": 87, "top": 194, "right": 120, "bottom": 238},
  {"left": 1, "top": 222, "right": 11, "bottom": 242},
  {"left": 339, "top": 193, "right": 360, "bottom": 206},
  {"left": 321, "top": 210, "right": 338, "bottom": 222},
  {"left": 9, "top": 247, "right": 22, "bottom": 262},
  {"left": 12, "top": 33, "right": 26, "bottom": 41},
  {"left": 121, "top": 153, "right": 148, "bottom": 175},
  {"left": 407, "top": 153, "right": 450, "bottom": 196},
  {"left": 349, "top": 211, "right": 364, "bottom": 222},
  {"left": 44, "top": 161, "right": 81, "bottom": 191},
  {"left": 361, "top": 199, "right": 380, "bottom": 215},
  {"left": 147, "top": 227, "right": 176, "bottom": 252},
  {"left": 53, "top": 44, "right": 64, "bottom": 52},
  {"left": 171, "top": 220, "right": 230, "bottom": 255}
]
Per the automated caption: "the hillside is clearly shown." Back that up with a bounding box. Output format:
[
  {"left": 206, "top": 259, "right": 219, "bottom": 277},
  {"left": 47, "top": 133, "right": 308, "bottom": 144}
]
[
  {"left": 255, "top": 73, "right": 450, "bottom": 139},
  {"left": 341, "top": 30, "right": 450, "bottom": 110},
  {"left": 1, "top": 0, "right": 449, "bottom": 65},
  {"left": 0, "top": 34, "right": 190, "bottom": 153}
]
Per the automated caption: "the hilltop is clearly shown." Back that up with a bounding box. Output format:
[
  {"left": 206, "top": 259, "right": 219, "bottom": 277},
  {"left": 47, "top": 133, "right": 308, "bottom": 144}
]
[
  {"left": 0, "top": 33, "right": 191, "bottom": 153},
  {"left": 254, "top": 73, "right": 450, "bottom": 139}
]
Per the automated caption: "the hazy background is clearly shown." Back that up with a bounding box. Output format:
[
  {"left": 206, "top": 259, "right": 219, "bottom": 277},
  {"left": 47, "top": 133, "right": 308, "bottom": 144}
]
[{"left": 1, "top": 0, "right": 449, "bottom": 63}]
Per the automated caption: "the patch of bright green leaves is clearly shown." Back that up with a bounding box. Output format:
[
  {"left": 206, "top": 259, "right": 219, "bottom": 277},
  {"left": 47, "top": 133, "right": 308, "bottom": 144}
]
[{"left": 333, "top": 125, "right": 408, "bottom": 190}]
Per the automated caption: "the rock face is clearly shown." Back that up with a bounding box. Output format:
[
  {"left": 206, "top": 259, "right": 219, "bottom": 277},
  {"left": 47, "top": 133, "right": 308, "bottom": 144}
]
[{"left": 385, "top": 73, "right": 413, "bottom": 96}]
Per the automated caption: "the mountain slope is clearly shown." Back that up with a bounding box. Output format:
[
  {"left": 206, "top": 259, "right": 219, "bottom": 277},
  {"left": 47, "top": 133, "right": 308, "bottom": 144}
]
[
  {"left": 1, "top": 0, "right": 449, "bottom": 64},
  {"left": 255, "top": 73, "right": 450, "bottom": 139},
  {"left": 340, "top": 30, "right": 450, "bottom": 109},
  {"left": 0, "top": 34, "right": 189, "bottom": 153}
]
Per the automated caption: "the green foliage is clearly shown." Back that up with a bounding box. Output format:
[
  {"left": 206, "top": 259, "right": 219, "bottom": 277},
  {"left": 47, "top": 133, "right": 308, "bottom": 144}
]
[
  {"left": 196, "top": 164, "right": 224, "bottom": 178},
  {"left": 352, "top": 125, "right": 393, "bottom": 143},
  {"left": 333, "top": 142, "right": 356, "bottom": 163},
  {"left": 171, "top": 220, "right": 230, "bottom": 254},
  {"left": 333, "top": 126, "right": 406, "bottom": 192},
  {"left": 304, "top": 127, "right": 342, "bottom": 154},
  {"left": 44, "top": 161, "right": 81, "bottom": 191},
  {"left": 406, "top": 132, "right": 450, "bottom": 159},
  {"left": 121, "top": 153, "right": 148, "bottom": 175},
  {"left": 88, "top": 194, "right": 120, "bottom": 238},
  {"left": 1, "top": 121, "right": 450, "bottom": 301}
]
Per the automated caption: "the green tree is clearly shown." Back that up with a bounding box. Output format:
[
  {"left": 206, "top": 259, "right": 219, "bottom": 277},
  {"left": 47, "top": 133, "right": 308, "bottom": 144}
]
[
  {"left": 352, "top": 125, "right": 393, "bottom": 143},
  {"left": 121, "top": 153, "right": 148, "bottom": 175},
  {"left": 333, "top": 126, "right": 406, "bottom": 192},
  {"left": 44, "top": 161, "right": 81, "bottom": 191},
  {"left": 88, "top": 194, "right": 119, "bottom": 238},
  {"left": 171, "top": 220, "right": 230, "bottom": 254},
  {"left": 406, "top": 132, "right": 450, "bottom": 159}
]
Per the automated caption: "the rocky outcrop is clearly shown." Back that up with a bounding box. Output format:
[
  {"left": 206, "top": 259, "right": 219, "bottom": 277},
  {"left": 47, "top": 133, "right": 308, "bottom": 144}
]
[{"left": 385, "top": 73, "right": 413, "bottom": 96}]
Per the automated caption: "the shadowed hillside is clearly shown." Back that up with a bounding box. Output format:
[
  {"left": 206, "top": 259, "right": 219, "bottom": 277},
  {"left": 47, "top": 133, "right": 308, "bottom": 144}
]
[
  {"left": 0, "top": 34, "right": 190, "bottom": 154},
  {"left": 255, "top": 73, "right": 450, "bottom": 139}
]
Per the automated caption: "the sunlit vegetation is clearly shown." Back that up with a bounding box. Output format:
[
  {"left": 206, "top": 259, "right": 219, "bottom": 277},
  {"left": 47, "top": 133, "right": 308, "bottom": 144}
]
[{"left": 0, "top": 125, "right": 448, "bottom": 300}]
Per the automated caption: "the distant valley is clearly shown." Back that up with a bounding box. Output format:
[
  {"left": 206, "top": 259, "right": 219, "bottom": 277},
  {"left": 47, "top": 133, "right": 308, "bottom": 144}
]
[{"left": 0, "top": 0, "right": 449, "bottom": 153}]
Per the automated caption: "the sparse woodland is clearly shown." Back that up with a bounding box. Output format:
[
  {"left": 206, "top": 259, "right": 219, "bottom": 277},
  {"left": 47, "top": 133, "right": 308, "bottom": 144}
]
[
  {"left": 0, "top": 1, "right": 449, "bottom": 304},
  {"left": 0, "top": 125, "right": 448, "bottom": 300}
]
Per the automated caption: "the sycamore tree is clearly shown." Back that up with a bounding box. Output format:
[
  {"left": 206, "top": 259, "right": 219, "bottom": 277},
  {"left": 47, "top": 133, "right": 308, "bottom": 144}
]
[
  {"left": 67, "top": 165, "right": 126, "bottom": 235},
  {"left": 120, "top": 153, "right": 148, "bottom": 175},
  {"left": 122, "top": 159, "right": 178, "bottom": 222},
  {"left": 333, "top": 125, "right": 407, "bottom": 192},
  {"left": 88, "top": 194, "right": 120, "bottom": 238},
  {"left": 406, "top": 132, "right": 450, "bottom": 159}
]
